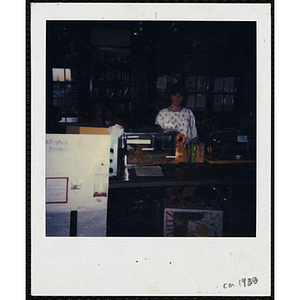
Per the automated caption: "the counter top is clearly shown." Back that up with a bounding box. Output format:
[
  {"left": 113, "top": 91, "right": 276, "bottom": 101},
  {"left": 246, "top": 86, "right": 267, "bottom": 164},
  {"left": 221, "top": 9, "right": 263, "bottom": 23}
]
[{"left": 109, "top": 162, "right": 256, "bottom": 188}]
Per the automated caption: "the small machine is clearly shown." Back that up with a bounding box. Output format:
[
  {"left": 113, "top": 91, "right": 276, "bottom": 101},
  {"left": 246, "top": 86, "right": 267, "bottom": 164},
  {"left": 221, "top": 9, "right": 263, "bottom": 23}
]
[
  {"left": 205, "top": 128, "right": 256, "bottom": 163},
  {"left": 123, "top": 132, "right": 181, "bottom": 167},
  {"left": 174, "top": 133, "right": 186, "bottom": 163}
]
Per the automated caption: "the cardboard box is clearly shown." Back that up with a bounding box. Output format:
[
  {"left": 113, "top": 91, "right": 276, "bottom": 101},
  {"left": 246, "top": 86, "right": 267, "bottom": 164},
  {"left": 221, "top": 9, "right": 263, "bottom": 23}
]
[
  {"left": 164, "top": 208, "right": 223, "bottom": 237},
  {"left": 66, "top": 126, "right": 109, "bottom": 135},
  {"left": 196, "top": 142, "right": 205, "bottom": 163}
]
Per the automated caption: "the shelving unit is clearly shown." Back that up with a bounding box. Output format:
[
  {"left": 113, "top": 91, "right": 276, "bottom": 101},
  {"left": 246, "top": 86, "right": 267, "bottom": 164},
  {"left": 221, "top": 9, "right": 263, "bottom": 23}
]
[
  {"left": 88, "top": 27, "right": 134, "bottom": 120},
  {"left": 154, "top": 74, "right": 236, "bottom": 114},
  {"left": 90, "top": 48, "right": 132, "bottom": 113},
  {"left": 185, "top": 76, "right": 209, "bottom": 112},
  {"left": 212, "top": 77, "right": 236, "bottom": 112}
]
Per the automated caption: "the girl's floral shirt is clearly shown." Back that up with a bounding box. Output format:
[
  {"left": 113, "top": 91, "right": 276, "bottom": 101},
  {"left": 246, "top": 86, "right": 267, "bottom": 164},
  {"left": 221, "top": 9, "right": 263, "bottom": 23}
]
[{"left": 155, "top": 107, "right": 198, "bottom": 143}]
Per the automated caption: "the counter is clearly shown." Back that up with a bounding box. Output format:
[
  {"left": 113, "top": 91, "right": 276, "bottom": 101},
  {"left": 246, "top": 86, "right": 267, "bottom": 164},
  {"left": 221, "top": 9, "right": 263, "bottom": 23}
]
[
  {"left": 109, "top": 161, "right": 256, "bottom": 188},
  {"left": 107, "top": 161, "right": 256, "bottom": 237}
]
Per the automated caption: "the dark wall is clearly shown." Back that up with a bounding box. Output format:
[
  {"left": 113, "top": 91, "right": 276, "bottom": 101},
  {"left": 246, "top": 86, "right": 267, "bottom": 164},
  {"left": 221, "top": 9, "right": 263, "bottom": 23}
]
[{"left": 46, "top": 21, "right": 256, "bottom": 131}]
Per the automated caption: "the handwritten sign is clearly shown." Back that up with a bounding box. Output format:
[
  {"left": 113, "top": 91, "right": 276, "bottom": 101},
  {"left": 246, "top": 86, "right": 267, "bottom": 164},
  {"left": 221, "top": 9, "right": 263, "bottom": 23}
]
[{"left": 46, "top": 138, "right": 70, "bottom": 151}]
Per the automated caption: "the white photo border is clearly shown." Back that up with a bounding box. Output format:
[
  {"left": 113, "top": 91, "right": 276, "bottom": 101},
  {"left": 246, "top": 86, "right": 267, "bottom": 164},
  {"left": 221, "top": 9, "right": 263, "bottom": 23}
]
[{"left": 29, "top": 2, "right": 273, "bottom": 297}]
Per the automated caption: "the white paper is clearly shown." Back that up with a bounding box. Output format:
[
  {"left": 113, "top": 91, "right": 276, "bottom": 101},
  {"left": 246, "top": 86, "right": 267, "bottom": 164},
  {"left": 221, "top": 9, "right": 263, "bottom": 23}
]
[
  {"left": 186, "top": 94, "right": 195, "bottom": 108},
  {"left": 157, "top": 76, "right": 167, "bottom": 91},
  {"left": 46, "top": 177, "right": 68, "bottom": 204}
]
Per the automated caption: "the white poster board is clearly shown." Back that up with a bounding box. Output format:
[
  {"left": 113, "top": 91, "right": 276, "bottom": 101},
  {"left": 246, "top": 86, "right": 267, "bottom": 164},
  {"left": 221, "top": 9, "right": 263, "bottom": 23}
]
[{"left": 46, "top": 134, "right": 111, "bottom": 236}]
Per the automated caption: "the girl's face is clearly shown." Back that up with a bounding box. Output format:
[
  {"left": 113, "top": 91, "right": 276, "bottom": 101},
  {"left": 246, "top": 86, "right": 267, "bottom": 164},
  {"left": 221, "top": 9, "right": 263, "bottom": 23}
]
[{"left": 170, "top": 93, "right": 183, "bottom": 107}]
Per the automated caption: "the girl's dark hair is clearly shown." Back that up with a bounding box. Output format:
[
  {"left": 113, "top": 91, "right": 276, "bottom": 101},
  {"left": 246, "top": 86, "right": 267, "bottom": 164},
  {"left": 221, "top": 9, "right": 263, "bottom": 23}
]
[
  {"left": 169, "top": 83, "right": 187, "bottom": 107},
  {"left": 169, "top": 83, "right": 185, "bottom": 96}
]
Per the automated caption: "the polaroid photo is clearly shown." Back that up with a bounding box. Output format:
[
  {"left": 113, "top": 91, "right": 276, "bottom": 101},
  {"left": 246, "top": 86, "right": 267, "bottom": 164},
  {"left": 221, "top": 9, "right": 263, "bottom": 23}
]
[{"left": 29, "top": 1, "right": 273, "bottom": 298}]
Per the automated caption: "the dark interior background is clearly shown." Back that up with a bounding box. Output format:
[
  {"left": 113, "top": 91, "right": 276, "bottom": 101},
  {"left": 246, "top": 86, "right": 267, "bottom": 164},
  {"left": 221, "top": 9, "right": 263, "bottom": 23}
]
[
  {"left": 46, "top": 21, "right": 256, "bottom": 142},
  {"left": 46, "top": 21, "right": 257, "bottom": 237}
]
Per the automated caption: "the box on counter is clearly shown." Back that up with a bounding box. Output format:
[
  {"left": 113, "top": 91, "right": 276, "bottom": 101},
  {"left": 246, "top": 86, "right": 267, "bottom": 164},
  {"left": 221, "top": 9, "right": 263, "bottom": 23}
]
[
  {"left": 190, "top": 143, "right": 197, "bottom": 163},
  {"left": 66, "top": 126, "right": 109, "bottom": 135},
  {"left": 196, "top": 142, "right": 205, "bottom": 163},
  {"left": 189, "top": 142, "right": 205, "bottom": 163},
  {"left": 164, "top": 207, "right": 223, "bottom": 237}
]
